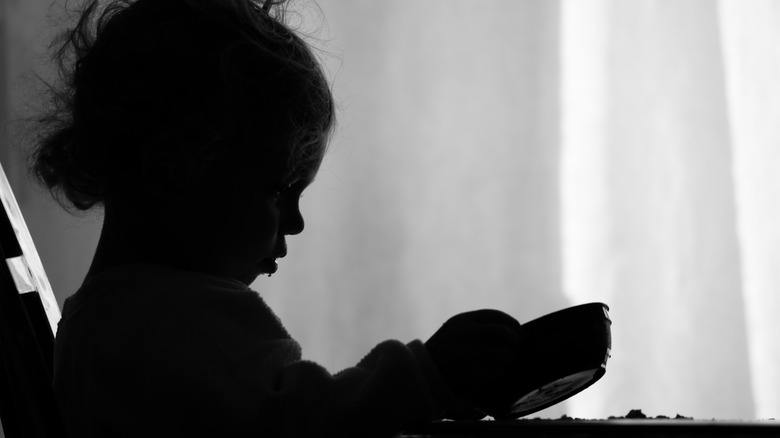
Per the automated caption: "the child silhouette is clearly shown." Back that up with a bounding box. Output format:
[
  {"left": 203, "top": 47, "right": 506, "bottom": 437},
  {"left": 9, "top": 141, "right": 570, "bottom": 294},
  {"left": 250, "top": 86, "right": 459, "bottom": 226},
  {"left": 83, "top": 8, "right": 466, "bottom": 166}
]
[{"left": 30, "top": 0, "right": 530, "bottom": 436}]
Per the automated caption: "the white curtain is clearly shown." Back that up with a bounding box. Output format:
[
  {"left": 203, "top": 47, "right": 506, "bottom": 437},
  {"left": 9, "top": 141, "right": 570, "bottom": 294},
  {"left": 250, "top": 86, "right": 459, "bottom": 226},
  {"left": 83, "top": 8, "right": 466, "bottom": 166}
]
[
  {"left": 3, "top": 0, "right": 779, "bottom": 422},
  {"left": 559, "top": 0, "right": 778, "bottom": 419}
]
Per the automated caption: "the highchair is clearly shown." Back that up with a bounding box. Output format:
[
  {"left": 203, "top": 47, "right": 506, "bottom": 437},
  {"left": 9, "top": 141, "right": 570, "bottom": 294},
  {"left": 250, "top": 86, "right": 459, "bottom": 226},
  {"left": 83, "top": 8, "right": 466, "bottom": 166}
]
[{"left": 0, "top": 161, "right": 66, "bottom": 437}]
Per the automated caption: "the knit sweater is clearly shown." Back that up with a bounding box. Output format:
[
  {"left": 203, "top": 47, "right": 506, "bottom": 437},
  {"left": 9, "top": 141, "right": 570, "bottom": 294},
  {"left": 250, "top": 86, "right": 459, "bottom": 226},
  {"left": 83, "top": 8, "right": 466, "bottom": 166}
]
[{"left": 53, "top": 263, "right": 458, "bottom": 437}]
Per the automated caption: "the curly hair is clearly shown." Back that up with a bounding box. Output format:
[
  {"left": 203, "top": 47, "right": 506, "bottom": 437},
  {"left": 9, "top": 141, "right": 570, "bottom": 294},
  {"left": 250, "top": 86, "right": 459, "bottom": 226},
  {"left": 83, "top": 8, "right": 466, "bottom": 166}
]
[{"left": 30, "top": 0, "right": 335, "bottom": 211}]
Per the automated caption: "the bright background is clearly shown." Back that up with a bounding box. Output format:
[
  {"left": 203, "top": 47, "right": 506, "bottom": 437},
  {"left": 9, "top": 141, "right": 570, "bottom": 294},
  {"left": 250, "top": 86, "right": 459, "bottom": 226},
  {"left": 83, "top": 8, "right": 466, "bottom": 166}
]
[{"left": 2, "top": 0, "right": 779, "bottom": 421}]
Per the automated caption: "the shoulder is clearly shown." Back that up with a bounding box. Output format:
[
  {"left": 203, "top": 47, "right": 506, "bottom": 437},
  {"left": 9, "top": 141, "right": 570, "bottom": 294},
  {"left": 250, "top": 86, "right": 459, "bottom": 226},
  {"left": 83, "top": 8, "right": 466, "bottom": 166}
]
[
  {"left": 53, "top": 264, "right": 303, "bottom": 436},
  {"left": 57, "top": 263, "right": 292, "bottom": 350}
]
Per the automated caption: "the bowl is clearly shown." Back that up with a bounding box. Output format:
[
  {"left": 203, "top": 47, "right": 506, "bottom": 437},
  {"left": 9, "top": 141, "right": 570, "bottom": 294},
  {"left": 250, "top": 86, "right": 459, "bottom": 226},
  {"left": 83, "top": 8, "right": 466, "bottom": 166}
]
[{"left": 490, "top": 302, "right": 612, "bottom": 419}]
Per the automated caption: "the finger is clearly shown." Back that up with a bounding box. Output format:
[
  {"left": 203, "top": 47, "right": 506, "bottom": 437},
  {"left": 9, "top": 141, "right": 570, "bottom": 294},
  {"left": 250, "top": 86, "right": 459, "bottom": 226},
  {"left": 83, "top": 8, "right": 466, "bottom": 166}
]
[
  {"left": 459, "top": 309, "right": 517, "bottom": 326},
  {"left": 458, "top": 309, "right": 527, "bottom": 339},
  {"left": 459, "top": 322, "right": 528, "bottom": 351}
]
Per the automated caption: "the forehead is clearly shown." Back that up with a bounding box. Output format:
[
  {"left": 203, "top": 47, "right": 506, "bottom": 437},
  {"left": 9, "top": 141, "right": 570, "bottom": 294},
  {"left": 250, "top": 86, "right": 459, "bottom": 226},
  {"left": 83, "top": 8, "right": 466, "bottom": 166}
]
[{"left": 239, "top": 136, "right": 326, "bottom": 184}]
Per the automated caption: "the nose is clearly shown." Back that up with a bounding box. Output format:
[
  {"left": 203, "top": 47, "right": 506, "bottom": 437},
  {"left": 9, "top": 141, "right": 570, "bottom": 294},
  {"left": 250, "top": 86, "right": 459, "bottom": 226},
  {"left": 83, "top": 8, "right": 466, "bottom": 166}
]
[{"left": 280, "top": 201, "right": 305, "bottom": 236}]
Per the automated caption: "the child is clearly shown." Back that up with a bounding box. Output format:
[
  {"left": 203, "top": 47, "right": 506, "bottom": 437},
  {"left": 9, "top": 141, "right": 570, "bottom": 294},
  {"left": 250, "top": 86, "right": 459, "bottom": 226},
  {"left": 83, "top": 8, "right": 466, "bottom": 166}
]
[{"left": 30, "top": 0, "right": 530, "bottom": 436}]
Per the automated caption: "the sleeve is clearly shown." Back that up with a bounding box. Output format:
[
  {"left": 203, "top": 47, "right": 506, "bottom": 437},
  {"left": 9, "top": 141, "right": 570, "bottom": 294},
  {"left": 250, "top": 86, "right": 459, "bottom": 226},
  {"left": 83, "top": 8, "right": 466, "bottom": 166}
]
[
  {"left": 265, "top": 339, "right": 454, "bottom": 438},
  {"left": 96, "top": 289, "right": 471, "bottom": 438}
]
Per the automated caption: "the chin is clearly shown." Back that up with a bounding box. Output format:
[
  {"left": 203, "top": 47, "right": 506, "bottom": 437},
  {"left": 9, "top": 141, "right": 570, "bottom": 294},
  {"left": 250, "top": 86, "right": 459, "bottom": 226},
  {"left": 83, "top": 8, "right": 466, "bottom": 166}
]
[
  {"left": 241, "top": 259, "right": 278, "bottom": 284},
  {"left": 236, "top": 270, "right": 262, "bottom": 286}
]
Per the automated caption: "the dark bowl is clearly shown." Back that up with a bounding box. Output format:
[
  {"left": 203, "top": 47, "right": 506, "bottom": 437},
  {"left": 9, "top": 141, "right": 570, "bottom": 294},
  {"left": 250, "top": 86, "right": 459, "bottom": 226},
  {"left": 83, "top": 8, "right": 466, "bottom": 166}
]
[{"left": 490, "top": 302, "right": 612, "bottom": 419}]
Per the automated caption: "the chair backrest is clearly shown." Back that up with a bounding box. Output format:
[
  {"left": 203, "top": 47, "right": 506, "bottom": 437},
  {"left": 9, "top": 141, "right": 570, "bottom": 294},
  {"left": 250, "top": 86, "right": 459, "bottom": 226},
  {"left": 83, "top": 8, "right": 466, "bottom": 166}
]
[{"left": 0, "top": 162, "right": 66, "bottom": 437}]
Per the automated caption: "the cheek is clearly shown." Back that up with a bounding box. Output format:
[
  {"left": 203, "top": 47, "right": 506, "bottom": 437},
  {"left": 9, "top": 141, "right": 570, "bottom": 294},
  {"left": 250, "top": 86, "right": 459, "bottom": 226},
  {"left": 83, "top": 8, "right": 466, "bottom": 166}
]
[
  {"left": 216, "top": 181, "right": 281, "bottom": 254},
  {"left": 231, "top": 202, "right": 279, "bottom": 249}
]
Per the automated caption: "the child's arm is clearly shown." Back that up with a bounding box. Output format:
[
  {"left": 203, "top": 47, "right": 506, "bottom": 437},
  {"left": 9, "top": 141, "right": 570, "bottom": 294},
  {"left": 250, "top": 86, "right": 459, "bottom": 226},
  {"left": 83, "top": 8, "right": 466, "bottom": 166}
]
[
  {"left": 254, "top": 339, "right": 470, "bottom": 437},
  {"left": 133, "top": 323, "right": 474, "bottom": 437},
  {"left": 183, "top": 308, "right": 525, "bottom": 436},
  {"left": 233, "top": 309, "right": 527, "bottom": 434},
  {"left": 238, "top": 310, "right": 528, "bottom": 435}
]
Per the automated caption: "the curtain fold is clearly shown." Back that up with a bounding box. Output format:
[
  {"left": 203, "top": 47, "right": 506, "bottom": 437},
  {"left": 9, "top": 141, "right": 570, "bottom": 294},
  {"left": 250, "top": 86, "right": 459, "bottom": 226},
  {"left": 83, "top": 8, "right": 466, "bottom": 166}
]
[
  {"left": 719, "top": 0, "right": 780, "bottom": 420},
  {"left": 562, "top": 0, "right": 754, "bottom": 419}
]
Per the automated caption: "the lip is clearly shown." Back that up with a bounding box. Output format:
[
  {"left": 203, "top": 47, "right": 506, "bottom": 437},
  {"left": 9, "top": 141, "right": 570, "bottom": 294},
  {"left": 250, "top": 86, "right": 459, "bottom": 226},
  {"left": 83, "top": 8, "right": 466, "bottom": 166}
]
[
  {"left": 255, "top": 242, "right": 288, "bottom": 277},
  {"left": 258, "top": 258, "right": 278, "bottom": 275},
  {"left": 259, "top": 246, "right": 286, "bottom": 275}
]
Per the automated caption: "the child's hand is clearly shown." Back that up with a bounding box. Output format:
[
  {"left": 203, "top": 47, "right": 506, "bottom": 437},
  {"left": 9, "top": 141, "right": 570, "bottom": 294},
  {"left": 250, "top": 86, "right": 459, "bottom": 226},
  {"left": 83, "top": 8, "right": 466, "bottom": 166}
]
[{"left": 425, "top": 309, "right": 530, "bottom": 418}]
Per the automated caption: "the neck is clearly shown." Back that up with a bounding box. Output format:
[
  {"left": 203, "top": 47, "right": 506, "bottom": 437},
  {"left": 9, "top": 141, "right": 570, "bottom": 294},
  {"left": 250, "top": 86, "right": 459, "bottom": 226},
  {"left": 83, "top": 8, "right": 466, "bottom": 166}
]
[{"left": 84, "top": 203, "right": 172, "bottom": 284}]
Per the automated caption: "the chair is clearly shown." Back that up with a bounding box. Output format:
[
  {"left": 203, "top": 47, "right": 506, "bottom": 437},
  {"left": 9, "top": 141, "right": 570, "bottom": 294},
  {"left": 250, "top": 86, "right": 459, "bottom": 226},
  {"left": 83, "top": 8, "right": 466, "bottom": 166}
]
[{"left": 0, "top": 161, "right": 66, "bottom": 437}]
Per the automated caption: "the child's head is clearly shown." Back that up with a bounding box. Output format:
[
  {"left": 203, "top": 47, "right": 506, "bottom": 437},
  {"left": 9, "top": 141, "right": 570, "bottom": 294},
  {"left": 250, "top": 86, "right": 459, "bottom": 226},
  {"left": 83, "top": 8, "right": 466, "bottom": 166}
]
[
  {"left": 30, "top": 0, "right": 335, "bottom": 283},
  {"left": 31, "top": 0, "right": 334, "bottom": 210}
]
